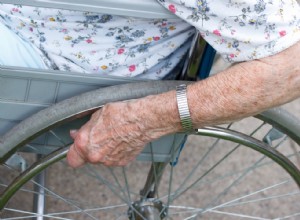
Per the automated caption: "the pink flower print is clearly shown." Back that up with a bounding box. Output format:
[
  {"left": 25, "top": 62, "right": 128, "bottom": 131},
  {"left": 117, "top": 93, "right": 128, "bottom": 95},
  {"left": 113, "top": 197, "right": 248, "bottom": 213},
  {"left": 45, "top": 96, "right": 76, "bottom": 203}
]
[
  {"left": 153, "top": 36, "right": 160, "bottom": 41},
  {"left": 118, "top": 48, "right": 125, "bottom": 55},
  {"left": 86, "top": 39, "right": 93, "bottom": 44},
  {"left": 61, "top": 28, "right": 68, "bottom": 33},
  {"left": 129, "top": 65, "right": 136, "bottom": 72},
  {"left": 12, "top": 8, "right": 19, "bottom": 12},
  {"left": 213, "top": 29, "right": 221, "bottom": 37},
  {"left": 279, "top": 30, "right": 286, "bottom": 37},
  {"left": 29, "top": 27, "right": 33, "bottom": 32},
  {"left": 162, "top": 22, "right": 167, "bottom": 26},
  {"left": 229, "top": 54, "right": 235, "bottom": 58},
  {"left": 168, "top": 4, "right": 176, "bottom": 14}
]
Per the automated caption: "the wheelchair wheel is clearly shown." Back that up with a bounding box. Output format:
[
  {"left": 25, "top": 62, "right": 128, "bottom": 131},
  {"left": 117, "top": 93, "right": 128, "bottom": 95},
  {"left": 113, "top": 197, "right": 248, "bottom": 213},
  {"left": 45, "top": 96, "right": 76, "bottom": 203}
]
[{"left": 0, "top": 81, "right": 299, "bottom": 220}]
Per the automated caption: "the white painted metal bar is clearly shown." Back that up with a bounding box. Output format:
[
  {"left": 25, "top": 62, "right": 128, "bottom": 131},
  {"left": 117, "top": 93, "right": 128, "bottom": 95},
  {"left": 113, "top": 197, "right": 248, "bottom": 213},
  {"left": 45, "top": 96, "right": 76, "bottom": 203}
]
[{"left": 1, "top": 0, "right": 177, "bottom": 18}]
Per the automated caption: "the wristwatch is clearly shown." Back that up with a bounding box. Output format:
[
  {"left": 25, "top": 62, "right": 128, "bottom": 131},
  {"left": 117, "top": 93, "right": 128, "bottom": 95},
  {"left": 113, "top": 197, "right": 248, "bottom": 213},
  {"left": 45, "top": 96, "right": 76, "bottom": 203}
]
[{"left": 176, "top": 84, "right": 194, "bottom": 132}]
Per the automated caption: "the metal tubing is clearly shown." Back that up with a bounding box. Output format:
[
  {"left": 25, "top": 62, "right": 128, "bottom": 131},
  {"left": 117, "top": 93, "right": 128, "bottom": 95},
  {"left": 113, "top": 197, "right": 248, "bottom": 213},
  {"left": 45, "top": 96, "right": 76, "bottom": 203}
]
[
  {"left": 1, "top": 0, "right": 177, "bottom": 18},
  {"left": 195, "top": 127, "right": 300, "bottom": 187},
  {"left": 0, "top": 147, "right": 68, "bottom": 210},
  {"left": 32, "top": 155, "right": 47, "bottom": 220},
  {"left": 140, "top": 162, "right": 168, "bottom": 198}
]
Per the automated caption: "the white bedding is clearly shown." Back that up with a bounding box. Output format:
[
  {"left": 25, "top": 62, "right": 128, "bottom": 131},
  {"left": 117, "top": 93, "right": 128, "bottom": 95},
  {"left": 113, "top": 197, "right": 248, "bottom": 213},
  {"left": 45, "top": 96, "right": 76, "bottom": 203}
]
[{"left": 0, "top": 22, "right": 47, "bottom": 69}]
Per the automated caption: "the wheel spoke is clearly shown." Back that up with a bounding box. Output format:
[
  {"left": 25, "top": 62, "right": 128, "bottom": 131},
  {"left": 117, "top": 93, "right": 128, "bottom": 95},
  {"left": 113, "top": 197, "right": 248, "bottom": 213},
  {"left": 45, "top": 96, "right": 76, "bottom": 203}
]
[
  {"left": 47, "top": 205, "right": 127, "bottom": 217},
  {"left": 280, "top": 212, "right": 300, "bottom": 219},
  {"left": 29, "top": 179, "right": 99, "bottom": 220},
  {"left": 107, "top": 167, "right": 128, "bottom": 199},
  {"left": 203, "top": 180, "right": 290, "bottom": 213},
  {"left": 85, "top": 164, "right": 147, "bottom": 220},
  {"left": 3, "top": 163, "right": 101, "bottom": 219},
  {"left": 122, "top": 167, "right": 132, "bottom": 204},
  {"left": 168, "top": 123, "right": 266, "bottom": 202},
  {"left": 204, "top": 210, "right": 269, "bottom": 220},
  {"left": 168, "top": 137, "right": 222, "bottom": 202},
  {"left": 2, "top": 107, "right": 299, "bottom": 219},
  {"left": 194, "top": 135, "right": 290, "bottom": 219},
  {"left": 167, "top": 205, "right": 202, "bottom": 216},
  {"left": 3, "top": 208, "right": 73, "bottom": 220},
  {"left": 164, "top": 142, "right": 176, "bottom": 218},
  {"left": 149, "top": 142, "right": 160, "bottom": 199},
  {"left": 173, "top": 124, "right": 232, "bottom": 195},
  {"left": 221, "top": 191, "right": 300, "bottom": 208},
  {"left": 85, "top": 165, "right": 129, "bottom": 203},
  {"left": 202, "top": 136, "right": 288, "bottom": 212},
  {"left": 49, "top": 130, "right": 68, "bottom": 146},
  {"left": 168, "top": 144, "right": 240, "bottom": 202}
]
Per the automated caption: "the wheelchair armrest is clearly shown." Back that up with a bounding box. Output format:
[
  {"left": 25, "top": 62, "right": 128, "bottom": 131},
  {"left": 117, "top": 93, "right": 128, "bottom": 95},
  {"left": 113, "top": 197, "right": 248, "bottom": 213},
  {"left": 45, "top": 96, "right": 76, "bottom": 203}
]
[{"left": 2, "top": 0, "right": 177, "bottom": 18}]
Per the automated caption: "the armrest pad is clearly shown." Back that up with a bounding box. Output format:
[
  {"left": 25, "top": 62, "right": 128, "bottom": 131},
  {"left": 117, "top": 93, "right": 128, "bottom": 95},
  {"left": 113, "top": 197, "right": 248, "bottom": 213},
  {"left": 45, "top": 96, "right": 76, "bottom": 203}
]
[{"left": 2, "top": 0, "right": 177, "bottom": 18}]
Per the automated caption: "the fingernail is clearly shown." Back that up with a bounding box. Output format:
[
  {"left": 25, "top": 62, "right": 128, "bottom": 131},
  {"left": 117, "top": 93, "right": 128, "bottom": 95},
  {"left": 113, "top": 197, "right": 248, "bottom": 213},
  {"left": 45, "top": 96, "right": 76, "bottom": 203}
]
[
  {"left": 70, "top": 129, "right": 78, "bottom": 134},
  {"left": 70, "top": 129, "right": 78, "bottom": 139}
]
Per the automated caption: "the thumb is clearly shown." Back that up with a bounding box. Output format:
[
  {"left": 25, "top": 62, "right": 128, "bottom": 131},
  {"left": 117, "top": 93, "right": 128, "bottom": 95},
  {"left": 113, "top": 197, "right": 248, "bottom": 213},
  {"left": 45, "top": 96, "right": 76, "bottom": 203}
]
[{"left": 67, "top": 144, "right": 86, "bottom": 168}]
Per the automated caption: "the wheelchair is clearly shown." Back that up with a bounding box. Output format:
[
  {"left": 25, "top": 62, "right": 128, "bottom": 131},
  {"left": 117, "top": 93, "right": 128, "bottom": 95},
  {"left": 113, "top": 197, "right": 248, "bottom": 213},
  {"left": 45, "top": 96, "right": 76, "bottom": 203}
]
[{"left": 0, "top": 0, "right": 299, "bottom": 219}]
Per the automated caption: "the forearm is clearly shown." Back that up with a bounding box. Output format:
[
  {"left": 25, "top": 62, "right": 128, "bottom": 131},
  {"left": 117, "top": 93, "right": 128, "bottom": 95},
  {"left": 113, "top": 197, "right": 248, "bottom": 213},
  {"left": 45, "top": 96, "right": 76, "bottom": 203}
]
[
  {"left": 139, "top": 41, "right": 300, "bottom": 134},
  {"left": 188, "top": 60, "right": 299, "bottom": 127},
  {"left": 67, "top": 41, "right": 300, "bottom": 168}
]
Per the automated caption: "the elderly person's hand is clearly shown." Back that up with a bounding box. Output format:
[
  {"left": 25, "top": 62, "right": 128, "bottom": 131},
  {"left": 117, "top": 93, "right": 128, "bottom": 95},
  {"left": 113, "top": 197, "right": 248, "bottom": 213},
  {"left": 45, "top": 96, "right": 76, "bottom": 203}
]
[
  {"left": 67, "top": 93, "right": 182, "bottom": 167},
  {"left": 67, "top": 41, "right": 300, "bottom": 168}
]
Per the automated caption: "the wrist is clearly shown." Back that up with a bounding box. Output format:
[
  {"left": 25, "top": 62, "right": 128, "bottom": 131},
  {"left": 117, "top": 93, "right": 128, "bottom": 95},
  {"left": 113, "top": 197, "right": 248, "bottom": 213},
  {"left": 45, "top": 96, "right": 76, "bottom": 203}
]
[{"left": 135, "top": 91, "right": 183, "bottom": 135}]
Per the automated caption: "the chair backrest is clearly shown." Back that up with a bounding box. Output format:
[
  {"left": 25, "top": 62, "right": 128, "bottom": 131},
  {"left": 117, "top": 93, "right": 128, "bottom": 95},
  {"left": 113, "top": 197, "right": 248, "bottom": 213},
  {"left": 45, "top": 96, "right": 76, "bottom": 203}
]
[{"left": 2, "top": 0, "right": 177, "bottom": 18}]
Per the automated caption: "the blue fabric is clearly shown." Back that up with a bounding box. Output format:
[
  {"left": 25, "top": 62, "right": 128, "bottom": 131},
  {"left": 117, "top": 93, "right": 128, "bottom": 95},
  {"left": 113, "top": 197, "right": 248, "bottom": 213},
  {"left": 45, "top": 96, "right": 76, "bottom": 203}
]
[
  {"left": 0, "top": 22, "right": 47, "bottom": 69},
  {"left": 198, "top": 43, "right": 216, "bottom": 80}
]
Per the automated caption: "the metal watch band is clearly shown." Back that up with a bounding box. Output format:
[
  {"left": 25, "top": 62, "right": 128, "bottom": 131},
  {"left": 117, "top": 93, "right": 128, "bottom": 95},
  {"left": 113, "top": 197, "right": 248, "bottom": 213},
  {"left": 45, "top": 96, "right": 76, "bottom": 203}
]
[{"left": 176, "top": 84, "right": 193, "bottom": 131}]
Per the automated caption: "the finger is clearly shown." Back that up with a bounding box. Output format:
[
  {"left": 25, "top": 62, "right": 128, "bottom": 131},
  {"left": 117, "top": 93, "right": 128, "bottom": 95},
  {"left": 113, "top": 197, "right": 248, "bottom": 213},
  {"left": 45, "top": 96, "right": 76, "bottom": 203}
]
[
  {"left": 118, "top": 154, "right": 138, "bottom": 166},
  {"left": 70, "top": 129, "right": 78, "bottom": 139},
  {"left": 67, "top": 144, "right": 86, "bottom": 168},
  {"left": 87, "top": 143, "right": 115, "bottom": 163}
]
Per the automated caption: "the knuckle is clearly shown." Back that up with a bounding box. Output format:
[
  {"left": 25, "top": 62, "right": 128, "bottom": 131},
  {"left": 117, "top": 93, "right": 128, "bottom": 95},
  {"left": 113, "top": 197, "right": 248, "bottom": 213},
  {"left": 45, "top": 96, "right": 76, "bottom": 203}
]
[
  {"left": 75, "top": 132, "right": 88, "bottom": 148},
  {"left": 101, "top": 104, "right": 112, "bottom": 114},
  {"left": 103, "top": 161, "right": 114, "bottom": 167},
  {"left": 102, "top": 102, "right": 122, "bottom": 116},
  {"left": 87, "top": 153, "right": 102, "bottom": 164}
]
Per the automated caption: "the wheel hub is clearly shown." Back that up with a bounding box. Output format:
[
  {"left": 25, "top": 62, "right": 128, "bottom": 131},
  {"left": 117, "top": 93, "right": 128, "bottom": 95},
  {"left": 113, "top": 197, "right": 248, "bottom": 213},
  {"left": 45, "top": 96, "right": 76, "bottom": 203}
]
[{"left": 128, "top": 199, "right": 167, "bottom": 220}]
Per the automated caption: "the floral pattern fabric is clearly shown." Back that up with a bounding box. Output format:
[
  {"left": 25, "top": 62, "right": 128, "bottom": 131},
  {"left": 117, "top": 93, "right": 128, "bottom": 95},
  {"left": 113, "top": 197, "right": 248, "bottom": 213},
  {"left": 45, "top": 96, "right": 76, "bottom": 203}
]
[
  {"left": 157, "top": 0, "right": 300, "bottom": 62},
  {"left": 0, "top": 4, "right": 194, "bottom": 79}
]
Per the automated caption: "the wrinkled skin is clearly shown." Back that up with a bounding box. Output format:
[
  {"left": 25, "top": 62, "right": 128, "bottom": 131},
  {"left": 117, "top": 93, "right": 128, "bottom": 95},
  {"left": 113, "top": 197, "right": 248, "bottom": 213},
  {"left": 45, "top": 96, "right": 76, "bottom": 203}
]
[
  {"left": 67, "top": 98, "right": 181, "bottom": 167},
  {"left": 67, "top": 41, "right": 300, "bottom": 168}
]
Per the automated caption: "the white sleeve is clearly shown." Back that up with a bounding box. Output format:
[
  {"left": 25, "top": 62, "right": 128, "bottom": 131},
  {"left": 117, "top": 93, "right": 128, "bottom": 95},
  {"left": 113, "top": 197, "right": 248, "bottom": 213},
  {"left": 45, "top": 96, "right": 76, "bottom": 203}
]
[{"left": 0, "top": 22, "right": 48, "bottom": 69}]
